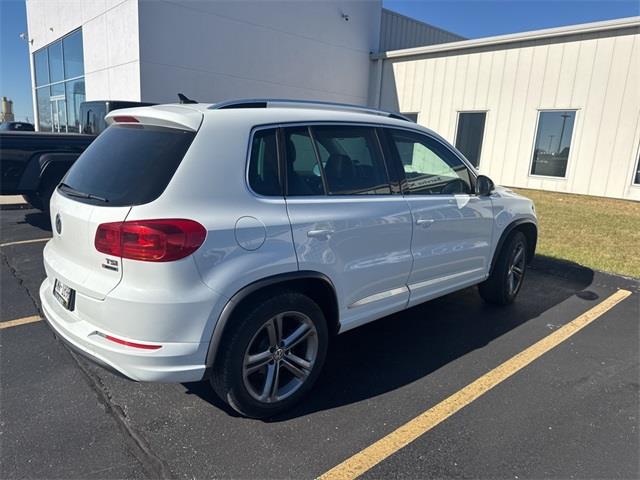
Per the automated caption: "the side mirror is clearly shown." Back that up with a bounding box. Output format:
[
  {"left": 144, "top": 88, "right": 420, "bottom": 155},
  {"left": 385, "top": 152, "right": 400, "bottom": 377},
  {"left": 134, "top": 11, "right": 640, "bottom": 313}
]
[{"left": 475, "top": 175, "right": 495, "bottom": 196}]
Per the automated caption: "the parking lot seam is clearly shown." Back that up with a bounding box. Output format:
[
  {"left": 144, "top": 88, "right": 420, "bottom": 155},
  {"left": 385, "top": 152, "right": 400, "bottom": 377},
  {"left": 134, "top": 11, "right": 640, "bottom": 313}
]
[
  {"left": 68, "top": 349, "right": 175, "bottom": 480},
  {"left": 1, "top": 250, "right": 43, "bottom": 318},
  {"left": 317, "top": 288, "right": 633, "bottom": 480},
  {"left": 1, "top": 236, "right": 173, "bottom": 478}
]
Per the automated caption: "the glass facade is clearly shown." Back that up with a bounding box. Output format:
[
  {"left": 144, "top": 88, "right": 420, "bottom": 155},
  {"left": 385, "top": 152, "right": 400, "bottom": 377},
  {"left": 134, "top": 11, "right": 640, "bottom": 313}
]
[
  {"left": 530, "top": 110, "right": 576, "bottom": 178},
  {"left": 33, "top": 29, "right": 85, "bottom": 132}
]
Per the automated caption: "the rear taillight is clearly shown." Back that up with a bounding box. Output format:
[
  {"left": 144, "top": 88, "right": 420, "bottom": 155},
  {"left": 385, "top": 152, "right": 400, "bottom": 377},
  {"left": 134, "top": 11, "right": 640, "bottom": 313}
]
[{"left": 95, "top": 219, "right": 206, "bottom": 262}]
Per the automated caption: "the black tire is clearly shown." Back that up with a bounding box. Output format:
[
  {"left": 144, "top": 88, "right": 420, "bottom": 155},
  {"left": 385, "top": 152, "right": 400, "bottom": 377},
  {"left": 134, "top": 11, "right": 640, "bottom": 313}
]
[
  {"left": 23, "top": 193, "right": 43, "bottom": 210},
  {"left": 38, "top": 176, "right": 60, "bottom": 216},
  {"left": 210, "top": 291, "right": 328, "bottom": 419},
  {"left": 479, "top": 231, "right": 528, "bottom": 305}
]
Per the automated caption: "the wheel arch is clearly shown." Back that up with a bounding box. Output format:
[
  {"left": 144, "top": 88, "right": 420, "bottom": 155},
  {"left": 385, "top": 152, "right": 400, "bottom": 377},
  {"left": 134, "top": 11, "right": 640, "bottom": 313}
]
[
  {"left": 18, "top": 152, "right": 79, "bottom": 192},
  {"left": 489, "top": 219, "right": 538, "bottom": 275},
  {"left": 204, "top": 271, "right": 339, "bottom": 372}
]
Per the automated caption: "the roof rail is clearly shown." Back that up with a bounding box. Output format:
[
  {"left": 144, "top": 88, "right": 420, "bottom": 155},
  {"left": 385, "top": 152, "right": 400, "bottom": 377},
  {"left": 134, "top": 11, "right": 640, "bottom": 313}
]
[{"left": 208, "top": 99, "right": 412, "bottom": 121}]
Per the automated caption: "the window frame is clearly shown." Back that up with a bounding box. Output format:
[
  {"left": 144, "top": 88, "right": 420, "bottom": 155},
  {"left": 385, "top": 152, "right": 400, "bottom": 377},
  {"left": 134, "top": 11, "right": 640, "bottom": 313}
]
[
  {"left": 245, "top": 121, "right": 467, "bottom": 199},
  {"left": 279, "top": 125, "right": 327, "bottom": 197},
  {"left": 382, "top": 126, "right": 478, "bottom": 197},
  {"left": 308, "top": 124, "right": 393, "bottom": 197},
  {"left": 528, "top": 108, "right": 578, "bottom": 180},
  {"left": 245, "top": 125, "right": 284, "bottom": 198},
  {"left": 34, "top": 48, "right": 49, "bottom": 87},
  {"left": 62, "top": 29, "right": 84, "bottom": 80},
  {"left": 47, "top": 39, "right": 65, "bottom": 85},
  {"left": 632, "top": 143, "right": 640, "bottom": 187},
  {"left": 32, "top": 28, "right": 85, "bottom": 133},
  {"left": 453, "top": 110, "right": 488, "bottom": 168},
  {"left": 306, "top": 126, "right": 330, "bottom": 195}
]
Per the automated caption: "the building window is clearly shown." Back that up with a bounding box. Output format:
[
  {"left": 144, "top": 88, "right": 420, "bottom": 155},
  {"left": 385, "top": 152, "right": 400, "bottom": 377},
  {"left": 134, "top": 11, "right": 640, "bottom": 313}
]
[
  {"left": 33, "top": 29, "right": 85, "bottom": 132},
  {"left": 530, "top": 110, "right": 576, "bottom": 178},
  {"left": 63, "top": 31, "right": 84, "bottom": 79},
  {"left": 634, "top": 152, "right": 640, "bottom": 185},
  {"left": 455, "top": 111, "right": 486, "bottom": 168},
  {"left": 34, "top": 49, "right": 49, "bottom": 87}
]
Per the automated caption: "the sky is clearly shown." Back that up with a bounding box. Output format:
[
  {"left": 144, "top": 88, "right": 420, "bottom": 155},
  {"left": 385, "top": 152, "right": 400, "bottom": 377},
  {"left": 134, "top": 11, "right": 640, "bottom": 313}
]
[
  {"left": 1, "top": 0, "right": 639, "bottom": 123},
  {"left": 383, "top": 0, "right": 640, "bottom": 38},
  {"left": 0, "top": 0, "right": 31, "bottom": 122}
]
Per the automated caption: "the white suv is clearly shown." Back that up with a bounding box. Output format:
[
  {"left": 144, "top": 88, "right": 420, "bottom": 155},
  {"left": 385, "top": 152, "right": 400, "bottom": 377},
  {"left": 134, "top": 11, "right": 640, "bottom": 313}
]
[{"left": 40, "top": 100, "right": 537, "bottom": 418}]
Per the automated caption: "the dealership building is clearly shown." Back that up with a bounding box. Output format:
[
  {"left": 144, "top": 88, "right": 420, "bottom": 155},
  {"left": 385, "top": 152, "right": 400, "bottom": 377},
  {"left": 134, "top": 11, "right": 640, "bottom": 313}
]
[{"left": 25, "top": 1, "right": 640, "bottom": 200}]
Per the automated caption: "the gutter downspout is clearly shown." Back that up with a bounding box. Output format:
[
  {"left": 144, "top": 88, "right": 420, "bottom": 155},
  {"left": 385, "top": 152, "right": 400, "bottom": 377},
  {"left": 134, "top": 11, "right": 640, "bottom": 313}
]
[{"left": 372, "top": 58, "right": 383, "bottom": 109}]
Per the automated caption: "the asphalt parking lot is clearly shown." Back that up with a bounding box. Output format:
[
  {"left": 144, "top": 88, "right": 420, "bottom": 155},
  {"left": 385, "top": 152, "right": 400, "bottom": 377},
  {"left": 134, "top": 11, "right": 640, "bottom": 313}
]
[{"left": 1, "top": 206, "right": 639, "bottom": 480}]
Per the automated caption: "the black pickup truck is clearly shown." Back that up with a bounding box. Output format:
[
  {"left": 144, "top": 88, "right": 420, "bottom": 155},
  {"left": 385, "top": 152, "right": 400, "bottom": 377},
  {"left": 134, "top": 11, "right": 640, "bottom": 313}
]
[
  {"left": 0, "top": 131, "right": 96, "bottom": 212},
  {"left": 0, "top": 100, "right": 156, "bottom": 213}
]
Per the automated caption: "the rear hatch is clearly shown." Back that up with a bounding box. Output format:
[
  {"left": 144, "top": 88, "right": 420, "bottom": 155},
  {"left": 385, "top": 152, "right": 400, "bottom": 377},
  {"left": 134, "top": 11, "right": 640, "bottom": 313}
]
[{"left": 46, "top": 105, "right": 202, "bottom": 300}]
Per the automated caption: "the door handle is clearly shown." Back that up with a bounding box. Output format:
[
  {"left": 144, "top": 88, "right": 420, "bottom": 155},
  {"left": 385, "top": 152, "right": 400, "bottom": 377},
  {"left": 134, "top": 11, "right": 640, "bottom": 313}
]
[
  {"left": 416, "top": 218, "right": 435, "bottom": 228},
  {"left": 307, "top": 229, "right": 334, "bottom": 240}
]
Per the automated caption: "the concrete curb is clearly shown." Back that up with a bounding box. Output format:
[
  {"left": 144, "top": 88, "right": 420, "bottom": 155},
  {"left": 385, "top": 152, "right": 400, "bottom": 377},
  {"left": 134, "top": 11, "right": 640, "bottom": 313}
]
[
  {"left": 0, "top": 196, "right": 29, "bottom": 210},
  {"left": 0, "top": 203, "right": 32, "bottom": 211}
]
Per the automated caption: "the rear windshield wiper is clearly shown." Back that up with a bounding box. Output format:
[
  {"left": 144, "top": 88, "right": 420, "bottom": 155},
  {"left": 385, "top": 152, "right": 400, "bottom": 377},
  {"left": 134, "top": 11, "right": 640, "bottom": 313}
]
[{"left": 58, "top": 182, "right": 109, "bottom": 203}]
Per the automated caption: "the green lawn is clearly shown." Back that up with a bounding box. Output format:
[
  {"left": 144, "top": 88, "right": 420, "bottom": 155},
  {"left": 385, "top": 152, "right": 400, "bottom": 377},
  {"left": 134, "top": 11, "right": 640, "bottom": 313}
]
[{"left": 512, "top": 188, "right": 640, "bottom": 278}]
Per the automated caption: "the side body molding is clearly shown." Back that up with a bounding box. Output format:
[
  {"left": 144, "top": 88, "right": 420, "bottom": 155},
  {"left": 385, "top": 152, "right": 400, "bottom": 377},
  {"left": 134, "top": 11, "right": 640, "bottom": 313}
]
[{"left": 204, "top": 271, "right": 337, "bottom": 372}]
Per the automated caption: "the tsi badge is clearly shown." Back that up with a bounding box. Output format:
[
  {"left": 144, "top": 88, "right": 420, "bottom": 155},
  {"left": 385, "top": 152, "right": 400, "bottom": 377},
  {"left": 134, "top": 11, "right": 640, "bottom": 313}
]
[
  {"left": 55, "top": 213, "right": 62, "bottom": 235},
  {"left": 102, "top": 258, "right": 119, "bottom": 272}
]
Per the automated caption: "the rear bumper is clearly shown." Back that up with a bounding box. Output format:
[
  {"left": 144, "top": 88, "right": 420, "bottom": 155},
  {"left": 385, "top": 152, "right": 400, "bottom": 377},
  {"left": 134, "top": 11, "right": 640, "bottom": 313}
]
[{"left": 40, "top": 277, "right": 211, "bottom": 383}]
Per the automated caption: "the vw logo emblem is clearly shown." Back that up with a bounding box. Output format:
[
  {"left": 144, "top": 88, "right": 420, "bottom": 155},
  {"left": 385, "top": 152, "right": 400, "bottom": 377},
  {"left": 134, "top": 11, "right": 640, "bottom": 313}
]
[{"left": 55, "top": 214, "right": 62, "bottom": 235}]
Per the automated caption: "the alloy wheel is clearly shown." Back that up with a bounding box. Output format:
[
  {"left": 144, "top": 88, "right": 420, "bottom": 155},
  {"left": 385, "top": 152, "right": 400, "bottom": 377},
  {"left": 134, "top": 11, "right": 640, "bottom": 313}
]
[
  {"left": 242, "top": 311, "right": 318, "bottom": 403},
  {"left": 507, "top": 242, "right": 526, "bottom": 296}
]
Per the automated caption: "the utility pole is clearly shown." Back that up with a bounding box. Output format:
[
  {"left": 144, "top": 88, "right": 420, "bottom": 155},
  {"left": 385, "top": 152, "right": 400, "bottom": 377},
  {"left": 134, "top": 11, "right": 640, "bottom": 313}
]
[{"left": 558, "top": 113, "right": 571, "bottom": 154}]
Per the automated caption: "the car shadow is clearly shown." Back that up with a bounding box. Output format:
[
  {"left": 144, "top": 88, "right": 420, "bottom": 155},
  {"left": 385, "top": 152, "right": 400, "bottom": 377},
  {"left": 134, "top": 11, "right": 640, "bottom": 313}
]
[
  {"left": 188, "top": 257, "right": 595, "bottom": 420},
  {"left": 23, "top": 211, "right": 52, "bottom": 231}
]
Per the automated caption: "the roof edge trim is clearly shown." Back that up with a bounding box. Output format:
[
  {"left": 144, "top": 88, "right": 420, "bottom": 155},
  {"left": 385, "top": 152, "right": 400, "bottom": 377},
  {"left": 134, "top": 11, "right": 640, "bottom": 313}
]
[{"left": 373, "top": 16, "right": 640, "bottom": 60}]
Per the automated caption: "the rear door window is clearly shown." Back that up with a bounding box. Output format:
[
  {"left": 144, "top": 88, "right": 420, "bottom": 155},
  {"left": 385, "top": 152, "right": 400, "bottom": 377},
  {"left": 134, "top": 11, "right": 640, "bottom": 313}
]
[
  {"left": 311, "top": 125, "right": 391, "bottom": 195},
  {"left": 60, "top": 124, "right": 195, "bottom": 206},
  {"left": 284, "top": 127, "right": 325, "bottom": 196}
]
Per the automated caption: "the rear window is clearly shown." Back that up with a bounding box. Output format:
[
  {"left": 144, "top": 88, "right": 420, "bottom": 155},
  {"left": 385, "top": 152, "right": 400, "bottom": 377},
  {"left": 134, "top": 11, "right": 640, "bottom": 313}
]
[{"left": 60, "top": 124, "right": 195, "bottom": 206}]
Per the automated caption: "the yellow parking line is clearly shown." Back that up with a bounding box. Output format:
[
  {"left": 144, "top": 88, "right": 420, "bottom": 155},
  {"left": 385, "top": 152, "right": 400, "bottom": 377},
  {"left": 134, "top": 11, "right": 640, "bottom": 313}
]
[
  {"left": 0, "top": 315, "right": 42, "bottom": 330},
  {"left": 0, "top": 237, "right": 51, "bottom": 248},
  {"left": 318, "top": 288, "right": 633, "bottom": 480}
]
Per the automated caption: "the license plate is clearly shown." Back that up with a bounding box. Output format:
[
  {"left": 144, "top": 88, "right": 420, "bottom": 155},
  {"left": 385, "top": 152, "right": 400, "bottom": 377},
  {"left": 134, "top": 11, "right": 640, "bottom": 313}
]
[{"left": 53, "top": 279, "right": 75, "bottom": 311}]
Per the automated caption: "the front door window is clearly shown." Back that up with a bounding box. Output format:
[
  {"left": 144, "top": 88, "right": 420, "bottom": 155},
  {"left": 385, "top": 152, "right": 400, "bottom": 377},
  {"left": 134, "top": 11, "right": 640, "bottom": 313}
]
[{"left": 388, "top": 129, "right": 472, "bottom": 195}]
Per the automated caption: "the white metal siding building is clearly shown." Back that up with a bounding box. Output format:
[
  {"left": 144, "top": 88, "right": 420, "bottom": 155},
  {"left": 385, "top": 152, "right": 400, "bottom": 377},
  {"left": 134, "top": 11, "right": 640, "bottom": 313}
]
[
  {"left": 379, "top": 8, "right": 464, "bottom": 51},
  {"left": 373, "top": 17, "right": 640, "bottom": 201}
]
